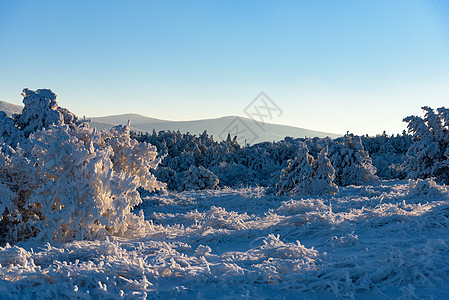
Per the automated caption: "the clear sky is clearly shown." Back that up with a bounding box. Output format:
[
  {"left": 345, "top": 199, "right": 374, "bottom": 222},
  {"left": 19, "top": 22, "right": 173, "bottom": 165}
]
[{"left": 1, "top": 0, "right": 449, "bottom": 136}]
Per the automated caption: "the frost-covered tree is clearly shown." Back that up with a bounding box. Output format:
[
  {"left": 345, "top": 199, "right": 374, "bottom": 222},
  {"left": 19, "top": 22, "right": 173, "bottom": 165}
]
[
  {"left": 179, "top": 165, "right": 219, "bottom": 191},
  {"left": 277, "top": 143, "right": 314, "bottom": 196},
  {"left": 361, "top": 132, "right": 411, "bottom": 180},
  {"left": 13, "top": 89, "right": 84, "bottom": 138},
  {"left": 152, "top": 166, "right": 179, "bottom": 191},
  {"left": 310, "top": 146, "right": 339, "bottom": 195},
  {"left": 133, "top": 125, "right": 383, "bottom": 189},
  {"left": 0, "top": 112, "right": 22, "bottom": 146},
  {"left": 328, "top": 134, "right": 378, "bottom": 186},
  {"left": 277, "top": 143, "right": 338, "bottom": 196},
  {"left": 403, "top": 106, "right": 449, "bottom": 184},
  {"left": 0, "top": 89, "right": 164, "bottom": 243}
]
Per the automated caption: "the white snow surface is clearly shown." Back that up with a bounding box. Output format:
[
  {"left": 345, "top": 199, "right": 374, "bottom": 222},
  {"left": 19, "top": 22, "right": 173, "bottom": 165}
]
[{"left": 1, "top": 180, "right": 449, "bottom": 299}]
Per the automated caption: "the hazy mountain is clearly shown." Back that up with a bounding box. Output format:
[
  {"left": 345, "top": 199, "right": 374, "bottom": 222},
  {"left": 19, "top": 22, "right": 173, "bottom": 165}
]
[
  {"left": 0, "top": 100, "right": 22, "bottom": 116},
  {"left": 0, "top": 99, "right": 341, "bottom": 143},
  {"left": 90, "top": 114, "right": 341, "bottom": 144},
  {"left": 91, "top": 114, "right": 164, "bottom": 125}
]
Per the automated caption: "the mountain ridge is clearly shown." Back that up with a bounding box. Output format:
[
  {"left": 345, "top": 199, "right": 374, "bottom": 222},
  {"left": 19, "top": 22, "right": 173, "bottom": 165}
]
[
  {"left": 0, "top": 99, "right": 341, "bottom": 144},
  {"left": 89, "top": 113, "right": 341, "bottom": 144},
  {"left": 0, "top": 100, "right": 23, "bottom": 116}
]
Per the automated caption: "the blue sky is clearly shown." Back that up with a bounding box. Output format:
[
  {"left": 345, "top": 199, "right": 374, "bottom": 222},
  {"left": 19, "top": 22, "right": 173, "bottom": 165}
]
[{"left": 1, "top": 0, "right": 449, "bottom": 135}]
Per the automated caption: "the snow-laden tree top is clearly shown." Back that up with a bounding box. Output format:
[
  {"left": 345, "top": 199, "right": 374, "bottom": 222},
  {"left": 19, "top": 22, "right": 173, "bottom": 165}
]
[
  {"left": 403, "top": 106, "right": 449, "bottom": 184},
  {"left": 14, "top": 88, "right": 84, "bottom": 137}
]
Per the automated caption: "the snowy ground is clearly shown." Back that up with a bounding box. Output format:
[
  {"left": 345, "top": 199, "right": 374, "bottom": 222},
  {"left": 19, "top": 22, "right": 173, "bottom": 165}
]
[{"left": 1, "top": 180, "right": 449, "bottom": 299}]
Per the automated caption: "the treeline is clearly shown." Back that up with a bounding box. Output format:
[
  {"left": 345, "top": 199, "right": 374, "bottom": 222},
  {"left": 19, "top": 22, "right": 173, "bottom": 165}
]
[
  {"left": 132, "top": 126, "right": 415, "bottom": 193},
  {"left": 133, "top": 106, "right": 449, "bottom": 194}
]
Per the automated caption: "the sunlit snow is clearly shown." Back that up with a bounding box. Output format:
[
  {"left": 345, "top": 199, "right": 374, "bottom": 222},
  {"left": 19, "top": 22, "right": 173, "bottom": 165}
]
[{"left": 1, "top": 182, "right": 449, "bottom": 299}]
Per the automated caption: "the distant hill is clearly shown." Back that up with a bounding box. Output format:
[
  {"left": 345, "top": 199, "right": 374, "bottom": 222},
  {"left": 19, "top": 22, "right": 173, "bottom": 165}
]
[
  {"left": 0, "top": 100, "right": 22, "bottom": 116},
  {"left": 0, "top": 99, "right": 341, "bottom": 144},
  {"left": 90, "top": 114, "right": 341, "bottom": 144},
  {"left": 91, "top": 114, "right": 164, "bottom": 125}
]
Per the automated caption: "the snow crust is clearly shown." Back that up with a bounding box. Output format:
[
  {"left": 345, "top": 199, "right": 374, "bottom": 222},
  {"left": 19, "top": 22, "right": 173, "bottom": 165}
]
[{"left": 1, "top": 181, "right": 448, "bottom": 299}]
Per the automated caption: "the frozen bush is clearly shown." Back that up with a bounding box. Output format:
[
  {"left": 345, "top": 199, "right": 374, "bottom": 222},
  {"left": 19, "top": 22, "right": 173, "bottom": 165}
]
[
  {"left": 362, "top": 132, "right": 411, "bottom": 180},
  {"left": 14, "top": 89, "right": 83, "bottom": 138},
  {"left": 311, "top": 146, "right": 339, "bottom": 195},
  {"left": 277, "top": 143, "right": 314, "bottom": 196},
  {"left": 406, "top": 178, "right": 448, "bottom": 198},
  {"left": 403, "top": 106, "right": 449, "bottom": 184},
  {"left": 179, "top": 165, "right": 219, "bottom": 191},
  {"left": 277, "top": 143, "right": 338, "bottom": 196},
  {"left": 328, "top": 134, "right": 378, "bottom": 186},
  {"left": 152, "top": 166, "right": 179, "bottom": 191},
  {"left": 0, "top": 89, "right": 164, "bottom": 243},
  {"left": 0, "top": 112, "right": 22, "bottom": 146}
]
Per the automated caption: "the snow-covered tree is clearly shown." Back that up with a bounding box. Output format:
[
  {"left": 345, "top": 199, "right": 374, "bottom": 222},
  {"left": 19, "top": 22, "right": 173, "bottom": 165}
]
[
  {"left": 152, "top": 166, "right": 179, "bottom": 191},
  {"left": 310, "top": 146, "right": 339, "bottom": 195},
  {"left": 0, "top": 112, "right": 22, "bottom": 146},
  {"left": 277, "top": 143, "right": 314, "bottom": 196},
  {"left": 361, "top": 132, "right": 411, "bottom": 180},
  {"left": 277, "top": 143, "right": 338, "bottom": 196},
  {"left": 328, "top": 134, "right": 378, "bottom": 186},
  {"left": 14, "top": 89, "right": 84, "bottom": 137},
  {"left": 179, "top": 165, "right": 219, "bottom": 191},
  {"left": 0, "top": 89, "right": 164, "bottom": 243},
  {"left": 403, "top": 106, "right": 449, "bottom": 184}
]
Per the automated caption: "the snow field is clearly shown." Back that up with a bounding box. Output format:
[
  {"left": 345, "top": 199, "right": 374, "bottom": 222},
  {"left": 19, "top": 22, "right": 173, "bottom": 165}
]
[{"left": 1, "top": 180, "right": 449, "bottom": 299}]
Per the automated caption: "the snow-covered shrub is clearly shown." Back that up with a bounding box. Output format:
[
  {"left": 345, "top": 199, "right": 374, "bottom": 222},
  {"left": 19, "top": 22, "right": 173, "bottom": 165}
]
[
  {"left": 134, "top": 130, "right": 238, "bottom": 188},
  {"left": 0, "top": 112, "right": 22, "bottom": 146},
  {"left": 406, "top": 178, "right": 448, "bottom": 198},
  {"left": 311, "top": 146, "right": 339, "bottom": 195},
  {"left": 275, "top": 198, "right": 329, "bottom": 215},
  {"left": 0, "top": 89, "right": 164, "bottom": 243},
  {"left": 328, "top": 134, "right": 378, "bottom": 186},
  {"left": 179, "top": 165, "right": 219, "bottom": 191},
  {"left": 362, "top": 132, "right": 411, "bottom": 180},
  {"left": 14, "top": 88, "right": 84, "bottom": 137},
  {"left": 277, "top": 143, "right": 314, "bottom": 196},
  {"left": 152, "top": 166, "right": 179, "bottom": 191},
  {"left": 403, "top": 106, "right": 449, "bottom": 184},
  {"left": 277, "top": 143, "right": 338, "bottom": 196},
  {"left": 210, "top": 161, "right": 254, "bottom": 187}
]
